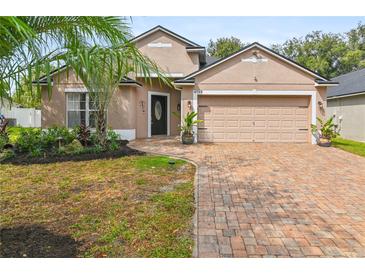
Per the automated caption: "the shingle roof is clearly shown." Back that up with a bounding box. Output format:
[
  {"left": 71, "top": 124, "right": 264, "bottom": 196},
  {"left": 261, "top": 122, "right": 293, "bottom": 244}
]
[
  {"left": 32, "top": 66, "right": 142, "bottom": 87},
  {"left": 205, "top": 55, "right": 218, "bottom": 66},
  {"left": 328, "top": 68, "right": 365, "bottom": 98}
]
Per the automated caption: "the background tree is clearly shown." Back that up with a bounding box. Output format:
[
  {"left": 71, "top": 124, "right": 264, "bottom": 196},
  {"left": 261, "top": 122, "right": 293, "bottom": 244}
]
[
  {"left": 207, "top": 36, "right": 246, "bottom": 58},
  {"left": 11, "top": 65, "right": 56, "bottom": 108},
  {"left": 272, "top": 22, "right": 365, "bottom": 78},
  {"left": 272, "top": 31, "right": 347, "bottom": 78},
  {"left": 339, "top": 22, "right": 365, "bottom": 74}
]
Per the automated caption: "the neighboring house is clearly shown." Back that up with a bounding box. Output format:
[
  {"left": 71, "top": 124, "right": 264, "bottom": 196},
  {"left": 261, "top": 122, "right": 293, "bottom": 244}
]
[
  {"left": 0, "top": 98, "right": 41, "bottom": 127},
  {"left": 327, "top": 69, "right": 365, "bottom": 142},
  {"left": 36, "top": 25, "right": 337, "bottom": 143}
]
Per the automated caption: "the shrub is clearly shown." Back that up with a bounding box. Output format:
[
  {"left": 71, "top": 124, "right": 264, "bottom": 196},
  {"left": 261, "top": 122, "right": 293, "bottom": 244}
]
[
  {"left": 57, "top": 139, "right": 84, "bottom": 155},
  {"left": 44, "top": 126, "right": 76, "bottom": 148},
  {"left": 7, "top": 126, "right": 32, "bottom": 143},
  {"left": 10, "top": 126, "right": 119, "bottom": 158},
  {"left": 107, "top": 129, "right": 120, "bottom": 151},
  {"left": 89, "top": 133, "right": 98, "bottom": 146},
  {"left": 0, "top": 133, "right": 9, "bottom": 152},
  {"left": 0, "top": 149, "right": 15, "bottom": 161},
  {"left": 15, "top": 128, "right": 43, "bottom": 154},
  {"left": 15, "top": 126, "right": 76, "bottom": 156},
  {"left": 73, "top": 124, "right": 91, "bottom": 146}
]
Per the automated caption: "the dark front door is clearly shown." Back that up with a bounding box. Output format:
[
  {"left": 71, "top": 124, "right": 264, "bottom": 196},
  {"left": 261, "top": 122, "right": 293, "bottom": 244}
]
[{"left": 151, "top": 95, "right": 167, "bottom": 135}]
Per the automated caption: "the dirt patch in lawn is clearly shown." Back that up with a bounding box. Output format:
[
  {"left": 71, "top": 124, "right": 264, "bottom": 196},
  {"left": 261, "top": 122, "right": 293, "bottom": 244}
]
[
  {"left": 0, "top": 155, "right": 195, "bottom": 257},
  {"left": 1, "top": 225, "right": 79, "bottom": 257}
]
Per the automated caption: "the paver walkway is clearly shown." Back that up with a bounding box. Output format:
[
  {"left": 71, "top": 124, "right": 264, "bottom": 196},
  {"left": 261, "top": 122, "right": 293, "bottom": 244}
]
[{"left": 130, "top": 137, "right": 365, "bottom": 257}]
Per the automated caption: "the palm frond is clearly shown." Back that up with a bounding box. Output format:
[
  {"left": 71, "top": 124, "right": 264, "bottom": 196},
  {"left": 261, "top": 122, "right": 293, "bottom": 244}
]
[{"left": 0, "top": 16, "right": 132, "bottom": 105}]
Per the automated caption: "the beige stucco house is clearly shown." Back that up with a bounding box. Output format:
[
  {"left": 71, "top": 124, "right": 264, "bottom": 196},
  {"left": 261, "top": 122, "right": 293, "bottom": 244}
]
[
  {"left": 327, "top": 68, "right": 365, "bottom": 142},
  {"left": 37, "top": 25, "right": 337, "bottom": 144}
]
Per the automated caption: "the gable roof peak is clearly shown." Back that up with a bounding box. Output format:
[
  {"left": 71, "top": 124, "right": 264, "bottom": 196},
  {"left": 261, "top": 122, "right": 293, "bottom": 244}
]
[
  {"left": 179, "top": 41, "right": 329, "bottom": 81},
  {"left": 131, "top": 25, "right": 201, "bottom": 47}
]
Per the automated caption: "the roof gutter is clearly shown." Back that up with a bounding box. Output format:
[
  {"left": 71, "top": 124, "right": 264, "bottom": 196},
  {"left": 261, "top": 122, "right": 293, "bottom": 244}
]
[
  {"left": 174, "top": 78, "right": 195, "bottom": 87},
  {"left": 314, "top": 80, "right": 339, "bottom": 87},
  {"left": 327, "top": 91, "right": 365, "bottom": 100}
]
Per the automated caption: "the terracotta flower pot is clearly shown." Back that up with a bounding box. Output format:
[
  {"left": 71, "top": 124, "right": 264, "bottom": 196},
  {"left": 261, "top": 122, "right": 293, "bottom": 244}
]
[{"left": 181, "top": 134, "right": 194, "bottom": 145}]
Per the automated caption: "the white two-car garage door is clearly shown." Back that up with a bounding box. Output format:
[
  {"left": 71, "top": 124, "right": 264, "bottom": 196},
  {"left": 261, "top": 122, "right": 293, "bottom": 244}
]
[{"left": 197, "top": 96, "right": 310, "bottom": 143}]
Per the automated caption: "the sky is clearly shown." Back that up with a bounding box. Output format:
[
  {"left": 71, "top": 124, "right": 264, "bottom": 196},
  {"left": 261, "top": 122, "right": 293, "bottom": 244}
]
[{"left": 131, "top": 17, "right": 364, "bottom": 47}]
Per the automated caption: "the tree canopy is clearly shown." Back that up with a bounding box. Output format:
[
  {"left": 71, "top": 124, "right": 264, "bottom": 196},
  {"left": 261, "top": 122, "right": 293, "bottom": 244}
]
[
  {"left": 206, "top": 23, "right": 364, "bottom": 79},
  {"left": 272, "top": 22, "right": 365, "bottom": 78},
  {"left": 207, "top": 36, "right": 246, "bottom": 58}
]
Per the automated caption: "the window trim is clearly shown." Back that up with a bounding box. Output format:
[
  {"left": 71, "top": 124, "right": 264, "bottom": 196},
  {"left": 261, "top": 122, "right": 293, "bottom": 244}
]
[{"left": 66, "top": 91, "right": 97, "bottom": 129}]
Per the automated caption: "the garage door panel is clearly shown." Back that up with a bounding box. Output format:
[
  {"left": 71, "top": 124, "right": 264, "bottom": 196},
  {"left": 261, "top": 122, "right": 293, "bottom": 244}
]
[
  {"left": 282, "top": 108, "right": 295, "bottom": 115},
  {"left": 240, "top": 120, "right": 254, "bottom": 128},
  {"left": 296, "top": 108, "right": 307, "bottom": 115},
  {"left": 225, "top": 132, "right": 240, "bottom": 140},
  {"left": 198, "top": 130, "right": 212, "bottom": 141},
  {"left": 253, "top": 132, "right": 266, "bottom": 142},
  {"left": 226, "top": 120, "right": 239, "bottom": 127},
  {"left": 295, "top": 132, "right": 308, "bottom": 142},
  {"left": 254, "top": 108, "right": 266, "bottom": 115},
  {"left": 295, "top": 120, "right": 307, "bottom": 128},
  {"left": 254, "top": 120, "right": 267, "bottom": 129},
  {"left": 212, "top": 132, "right": 225, "bottom": 140},
  {"left": 267, "top": 132, "right": 280, "bottom": 142},
  {"left": 267, "top": 120, "right": 281, "bottom": 128},
  {"left": 281, "top": 132, "right": 295, "bottom": 142},
  {"left": 212, "top": 107, "right": 226, "bottom": 115},
  {"left": 268, "top": 108, "right": 281, "bottom": 115},
  {"left": 212, "top": 120, "right": 225, "bottom": 127},
  {"left": 281, "top": 120, "right": 294, "bottom": 128},
  {"left": 223, "top": 115, "right": 242, "bottom": 120},
  {"left": 239, "top": 132, "right": 254, "bottom": 141},
  {"left": 226, "top": 107, "right": 240, "bottom": 115},
  {"left": 198, "top": 95, "right": 309, "bottom": 143},
  {"left": 240, "top": 108, "right": 254, "bottom": 115},
  {"left": 225, "top": 127, "right": 243, "bottom": 133}
]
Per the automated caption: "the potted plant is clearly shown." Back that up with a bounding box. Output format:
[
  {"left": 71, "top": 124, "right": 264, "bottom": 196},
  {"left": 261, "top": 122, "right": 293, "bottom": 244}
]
[
  {"left": 177, "top": 111, "right": 203, "bottom": 145},
  {"left": 311, "top": 117, "right": 338, "bottom": 147}
]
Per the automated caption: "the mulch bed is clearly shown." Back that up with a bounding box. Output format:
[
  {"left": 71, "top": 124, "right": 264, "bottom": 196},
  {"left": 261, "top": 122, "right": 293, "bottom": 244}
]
[{"left": 1, "top": 145, "right": 145, "bottom": 165}]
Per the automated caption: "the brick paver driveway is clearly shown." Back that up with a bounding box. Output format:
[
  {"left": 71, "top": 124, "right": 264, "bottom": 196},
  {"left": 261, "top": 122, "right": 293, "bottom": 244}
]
[{"left": 130, "top": 138, "right": 365, "bottom": 257}]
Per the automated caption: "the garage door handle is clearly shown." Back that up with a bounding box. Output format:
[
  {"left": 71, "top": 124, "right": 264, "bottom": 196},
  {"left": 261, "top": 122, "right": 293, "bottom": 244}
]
[
  {"left": 198, "top": 127, "right": 207, "bottom": 130},
  {"left": 298, "top": 128, "right": 308, "bottom": 131}
]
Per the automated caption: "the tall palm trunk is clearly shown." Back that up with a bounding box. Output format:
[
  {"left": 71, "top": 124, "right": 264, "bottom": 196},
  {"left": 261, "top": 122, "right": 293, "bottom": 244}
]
[{"left": 96, "top": 107, "right": 107, "bottom": 148}]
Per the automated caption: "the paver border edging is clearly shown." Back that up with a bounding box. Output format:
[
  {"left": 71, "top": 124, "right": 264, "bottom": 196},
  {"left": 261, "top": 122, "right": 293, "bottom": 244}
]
[{"left": 128, "top": 145, "right": 201, "bottom": 258}]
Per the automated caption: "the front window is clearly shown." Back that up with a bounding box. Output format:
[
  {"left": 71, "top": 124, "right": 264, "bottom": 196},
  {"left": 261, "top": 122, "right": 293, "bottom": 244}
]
[{"left": 66, "top": 92, "right": 97, "bottom": 128}]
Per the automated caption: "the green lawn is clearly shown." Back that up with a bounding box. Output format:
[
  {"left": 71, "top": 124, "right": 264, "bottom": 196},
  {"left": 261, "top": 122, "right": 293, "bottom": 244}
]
[
  {"left": 332, "top": 137, "right": 365, "bottom": 157},
  {"left": 0, "top": 155, "right": 196, "bottom": 258}
]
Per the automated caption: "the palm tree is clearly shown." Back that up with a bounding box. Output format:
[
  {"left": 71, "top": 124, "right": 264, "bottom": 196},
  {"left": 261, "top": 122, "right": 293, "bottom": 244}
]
[
  {"left": 62, "top": 43, "right": 170, "bottom": 147},
  {"left": 0, "top": 16, "right": 130, "bottom": 103},
  {"left": 0, "top": 16, "right": 170, "bottom": 146}
]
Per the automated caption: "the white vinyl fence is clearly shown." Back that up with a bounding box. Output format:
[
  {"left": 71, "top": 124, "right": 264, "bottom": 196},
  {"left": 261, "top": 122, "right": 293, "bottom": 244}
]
[{"left": 1, "top": 106, "right": 41, "bottom": 128}]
